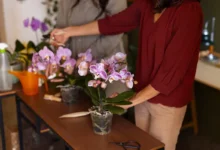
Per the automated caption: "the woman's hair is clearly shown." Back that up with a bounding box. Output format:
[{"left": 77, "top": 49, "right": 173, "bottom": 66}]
[
  {"left": 72, "top": 0, "right": 109, "bottom": 20},
  {"left": 154, "top": 0, "right": 201, "bottom": 13}
]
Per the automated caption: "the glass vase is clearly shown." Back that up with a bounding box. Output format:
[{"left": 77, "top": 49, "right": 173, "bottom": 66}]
[{"left": 89, "top": 106, "right": 113, "bottom": 135}]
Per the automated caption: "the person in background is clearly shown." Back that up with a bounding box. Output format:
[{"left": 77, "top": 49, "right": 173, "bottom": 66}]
[
  {"left": 49, "top": 0, "right": 128, "bottom": 96},
  {"left": 55, "top": 0, "right": 127, "bottom": 59},
  {"left": 50, "top": 0, "right": 203, "bottom": 149}
]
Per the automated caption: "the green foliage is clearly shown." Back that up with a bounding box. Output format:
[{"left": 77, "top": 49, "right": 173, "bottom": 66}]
[
  {"left": 12, "top": 40, "right": 51, "bottom": 67},
  {"left": 127, "top": 45, "right": 138, "bottom": 74},
  {"left": 84, "top": 76, "right": 135, "bottom": 115},
  {"left": 15, "top": 40, "right": 25, "bottom": 52},
  {"left": 105, "top": 91, "right": 135, "bottom": 103}
]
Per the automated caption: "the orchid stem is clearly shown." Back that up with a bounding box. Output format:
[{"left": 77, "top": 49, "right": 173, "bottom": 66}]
[
  {"left": 35, "top": 32, "right": 39, "bottom": 44},
  {"left": 97, "top": 87, "right": 103, "bottom": 114}
]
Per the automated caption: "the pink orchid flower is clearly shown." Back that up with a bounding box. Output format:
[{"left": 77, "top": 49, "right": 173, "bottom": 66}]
[
  {"left": 88, "top": 80, "right": 101, "bottom": 88},
  {"left": 56, "top": 47, "right": 72, "bottom": 61},
  {"left": 78, "top": 48, "right": 93, "bottom": 62},
  {"left": 114, "top": 52, "right": 126, "bottom": 62},
  {"left": 78, "top": 61, "right": 89, "bottom": 76},
  {"left": 39, "top": 46, "right": 54, "bottom": 62},
  {"left": 90, "top": 63, "right": 108, "bottom": 80},
  {"left": 60, "top": 58, "right": 76, "bottom": 69}
]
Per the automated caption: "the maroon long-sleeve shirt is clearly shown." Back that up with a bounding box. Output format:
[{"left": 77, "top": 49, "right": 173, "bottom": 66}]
[{"left": 98, "top": 0, "right": 203, "bottom": 107}]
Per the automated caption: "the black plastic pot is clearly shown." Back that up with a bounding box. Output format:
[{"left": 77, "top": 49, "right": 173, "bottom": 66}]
[{"left": 61, "top": 85, "right": 81, "bottom": 104}]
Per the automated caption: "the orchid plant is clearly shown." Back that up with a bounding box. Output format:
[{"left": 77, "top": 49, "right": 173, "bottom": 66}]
[
  {"left": 28, "top": 46, "right": 135, "bottom": 114},
  {"left": 28, "top": 46, "right": 93, "bottom": 87},
  {"left": 84, "top": 52, "right": 135, "bottom": 115}
]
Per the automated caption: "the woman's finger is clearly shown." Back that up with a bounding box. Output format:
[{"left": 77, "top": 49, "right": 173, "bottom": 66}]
[
  {"left": 50, "top": 28, "right": 59, "bottom": 39},
  {"left": 45, "top": 64, "right": 50, "bottom": 77},
  {"left": 76, "top": 57, "right": 83, "bottom": 67},
  {"left": 49, "top": 64, "right": 54, "bottom": 76}
]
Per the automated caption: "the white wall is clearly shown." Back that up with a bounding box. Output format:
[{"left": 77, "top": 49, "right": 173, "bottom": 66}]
[{"left": 2, "top": 0, "right": 47, "bottom": 50}]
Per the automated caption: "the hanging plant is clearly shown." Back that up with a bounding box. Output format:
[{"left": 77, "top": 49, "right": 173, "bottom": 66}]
[{"left": 42, "top": 0, "right": 59, "bottom": 28}]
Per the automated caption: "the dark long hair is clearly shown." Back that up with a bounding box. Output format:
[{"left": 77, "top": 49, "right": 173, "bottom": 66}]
[
  {"left": 72, "top": 0, "right": 109, "bottom": 20},
  {"left": 154, "top": 0, "right": 201, "bottom": 13}
]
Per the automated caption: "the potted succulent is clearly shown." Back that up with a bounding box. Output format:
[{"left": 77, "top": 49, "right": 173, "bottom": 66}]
[{"left": 83, "top": 52, "right": 135, "bottom": 135}]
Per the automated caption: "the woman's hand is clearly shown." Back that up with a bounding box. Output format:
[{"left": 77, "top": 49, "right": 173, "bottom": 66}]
[
  {"left": 118, "top": 85, "right": 160, "bottom": 110},
  {"left": 45, "top": 64, "right": 58, "bottom": 79},
  {"left": 109, "top": 92, "right": 135, "bottom": 110},
  {"left": 50, "top": 21, "right": 100, "bottom": 46},
  {"left": 50, "top": 27, "right": 73, "bottom": 46},
  {"left": 76, "top": 57, "right": 84, "bottom": 67},
  {"left": 118, "top": 95, "right": 136, "bottom": 110}
]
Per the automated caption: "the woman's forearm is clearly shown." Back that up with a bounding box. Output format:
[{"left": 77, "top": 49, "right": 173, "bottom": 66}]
[
  {"left": 130, "top": 85, "right": 160, "bottom": 107},
  {"left": 68, "top": 21, "right": 100, "bottom": 37}
]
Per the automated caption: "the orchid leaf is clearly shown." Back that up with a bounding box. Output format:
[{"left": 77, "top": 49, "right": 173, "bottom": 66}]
[
  {"left": 105, "top": 91, "right": 135, "bottom": 103},
  {"left": 103, "top": 105, "right": 125, "bottom": 115},
  {"left": 68, "top": 78, "right": 76, "bottom": 85},
  {"left": 106, "top": 101, "right": 132, "bottom": 105}
]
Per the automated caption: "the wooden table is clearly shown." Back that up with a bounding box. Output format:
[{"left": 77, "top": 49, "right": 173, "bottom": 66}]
[
  {"left": 0, "top": 83, "right": 21, "bottom": 150},
  {"left": 15, "top": 88, "right": 164, "bottom": 150}
]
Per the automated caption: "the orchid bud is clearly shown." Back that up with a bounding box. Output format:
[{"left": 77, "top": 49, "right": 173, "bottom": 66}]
[{"left": 101, "top": 82, "right": 107, "bottom": 89}]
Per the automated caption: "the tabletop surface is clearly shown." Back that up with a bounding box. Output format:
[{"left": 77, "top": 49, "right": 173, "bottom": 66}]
[
  {"left": 16, "top": 88, "right": 164, "bottom": 150},
  {"left": 0, "top": 83, "right": 22, "bottom": 97}
]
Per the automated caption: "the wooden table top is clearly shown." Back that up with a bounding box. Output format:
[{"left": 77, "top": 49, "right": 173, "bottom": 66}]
[
  {"left": 16, "top": 88, "right": 164, "bottom": 150},
  {"left": 0, "top": 83, "right": 22, "bottom": 97}
]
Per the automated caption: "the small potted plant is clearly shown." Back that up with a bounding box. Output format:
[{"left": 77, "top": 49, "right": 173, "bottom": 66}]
[
  {"left": 28, "top": 46, "right": 92, "bottom": 104},
  {"left": 83, "top": 52, "right": 135, "bottom": 135}
]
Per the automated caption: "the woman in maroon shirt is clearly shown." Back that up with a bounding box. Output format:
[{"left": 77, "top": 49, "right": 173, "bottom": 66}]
[{"left": 51, "top": 0, "right": 203, "bottom": 149}]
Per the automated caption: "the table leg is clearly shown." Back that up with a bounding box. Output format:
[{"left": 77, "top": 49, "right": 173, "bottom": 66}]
[
  {"left": 16, "top": 96, "right": 24, "bottom": 150},
  {"left": 0, "top": 97, "right": 6, "bottom": 150}
]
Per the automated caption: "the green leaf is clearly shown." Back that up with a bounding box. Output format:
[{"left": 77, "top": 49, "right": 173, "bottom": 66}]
[
  {"left": 127, "top": 45, "right": 138, "bottom": 73},
  {"left": 36, "top": 42, "right": 51, "bottom": 52},
  {"left": 15, "top": 40, "right": 25, "bottom": 52},
  {"left": 91, "top": 98, "right": 99, "bottom": 106},
  {"left": 68, "top": 78, "right": 76, "bottom": 85},
  {"left": 106, "top": 101, "right": 132, "bottom": 105},
  {"left": 74, "top": 76, "right": 86, "bottom": 88},
  {"left": 105, "top": 91, "right": 135, "bottom": 103},
  {"left": 27, "top": 41, "right": 36, "bottom": 50},
  {"left": 103, "top": 105, "right": 125, "bottom": 115}
]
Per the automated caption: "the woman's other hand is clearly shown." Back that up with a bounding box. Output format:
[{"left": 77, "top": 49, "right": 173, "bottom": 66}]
[
  {"left": 76, "top": 57, "right": 84, "bottom": 67},
  {"left": 45, "top": 64, "right": 58, "bottom": 79}
]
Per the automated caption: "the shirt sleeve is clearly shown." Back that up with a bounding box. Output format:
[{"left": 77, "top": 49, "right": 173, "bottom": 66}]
[
  {"left": 150, "top": 2, "right": 203, "bottom": 96},
  {"left": 90, "top": 0, "right": 127, "bottom": 58},
  {"left": 98, "top": 0, "right": 144, "bottom": 35}
]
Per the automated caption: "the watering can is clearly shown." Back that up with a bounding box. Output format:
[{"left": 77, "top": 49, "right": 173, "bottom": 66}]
[{"left": 8, "top": 71, "right": 48, "bottom": 95}]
